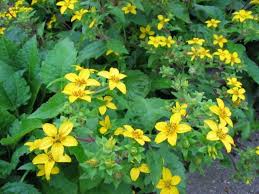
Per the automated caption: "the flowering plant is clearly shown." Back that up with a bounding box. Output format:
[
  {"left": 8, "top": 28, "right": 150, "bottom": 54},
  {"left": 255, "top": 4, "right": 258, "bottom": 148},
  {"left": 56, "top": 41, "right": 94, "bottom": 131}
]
[{"left": 0, "top": 0, "right": 258, "bottom": 193}]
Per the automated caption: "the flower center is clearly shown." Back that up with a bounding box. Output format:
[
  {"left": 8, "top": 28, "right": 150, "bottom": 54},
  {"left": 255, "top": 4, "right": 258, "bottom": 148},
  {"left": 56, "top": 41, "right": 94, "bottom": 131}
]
[
  {"left": 72, "top": 89, "right": 85, "bottom": 97},
  {"left": 219, "top": 108, "right": 227, "bottom": 118},
  {"left": 232, "top": 89, "right": 239, "bottom": 95},
  {"left": 132, "top": 131, "right": 142, "bottom": 139},
  {"left": 216, "top": 129, "right": 226, "bottom": 139},
  {"left": 47, "top": 153, "right": 54, "bottom": 162},
  {"left": 168, "top": 123, "right": 177, "bottom": 134},
  {"left": 164, "top": 180, "right": 172, "bottom": 189},
  {"left": 110, "top": 75, "right": 120, "bottom": 83},
  {"left": 75, "top": 78, "right": 87, "bottom": 86}
]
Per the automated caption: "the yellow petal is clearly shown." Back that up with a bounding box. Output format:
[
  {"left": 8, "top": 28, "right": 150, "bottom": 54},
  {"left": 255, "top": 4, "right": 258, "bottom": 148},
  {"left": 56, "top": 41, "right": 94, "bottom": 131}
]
[
  {"left": 171, "top": 175, "right": 181, "bottom": 186},
  {"left": 99, "top": 127, "right": 107, "bottom": 134},
  {"left": 99, "top": 105, "right": 107, "bottom": 115},
  {"left": 60, "top": 6, "right": 67, "bottom": 14},
  {"left": 177, "top": 124, "right": 191, "bottom": 133},
  {"left": 130, "top": 167, "right": 140, "bottom": 181},
  {"left": 51, "top": 143, "right": 64, "bottom": 161},
  {"left": 106, "top": 102, "right": 117, "bottom": 110},
  {"left": 225, "top": 117, "right": 233, "bottom": 128},
  {"left": 59, "top": 121, "right": 73, "bottom": 137},
  {"left": 221, "top": 139, "right": 232, "bottom": 153},
  {"left": 57, "top": 154, "right": 72, "bottom": 163},
  {"left": 162, "top": 167, "right": 172, "bottom": 179},
  {"left": 135, "top": 139, "right": 145, "bottom": 145},
  {"left": 79, "top": 69, "right": 90, "bottom": 79},
  {"left": 156, "top": 180, "right": 164, "bottom": 189},
  {"left": 86, "top": 79, "right": 100, "bottom": 86},
  {"left": 42, "top": 123, "right": 57, "bottom": 137},
  {"left": 81, "top": 95, "right": 91, "bottom": 102},
  {"left": 206, "top": 131, "right": 219, "bottom": 141},
  {"left": 116, "top": 82, "right": 127, "bottom": 94},
  {"left": 204, "top": 120, "right": 218, "bottom": 131},
  {"left": 69, "top": 96, "right": 78, "bottom": 103},
  {"left": 32, "top": 154, "right": 49, "bottom": 164},
  {"left": 51, "top": 166, "right": 60, "bottom": 175},
  {"left": 155, "top": 122, "right": 168, "bottom": 132},
  {"left": 168, "top": 133, "right": 177, "bottom": 146},
  {"left": 209, "top": 105, "right": 220, "bottom": 115},
  {"left": 170, "top": 113, "right": 181, "bottom": 124},
  {"left": 61, "top": 136, "right": 78, "bottom": 147},
  {"left": 44, "top": 161, "right": 55, "bottom": 180},
  {"left": 39, "top": 137, "right": 54, "bottom": 150},
  {"left": 155, "top": 132, "right": 167, "bottom": 144},
  {"left": 139, "top": 164, "right": 150, "bottom": 173},
  {"left": 224, "top": 135, "right": 234, "bottom": 145},
  {"left": 98, "top": 71, "right": 110, "bottom": 78},
  {"left": 109, "top": 80, "right": 117, "bottom": 90},
  {"left": 65, "top": 73, "right": 78, "bottom": 82},
  {"left": 216, "top": 98, "right": 224, "bottom": 108}
]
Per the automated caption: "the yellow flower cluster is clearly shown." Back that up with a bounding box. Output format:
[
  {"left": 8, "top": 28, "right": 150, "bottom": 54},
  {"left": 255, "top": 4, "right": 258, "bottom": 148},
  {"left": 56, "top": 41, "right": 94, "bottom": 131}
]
[
  {"left": 226, "top": 77, "right": 246, "bottom": 104},
  {"left": 148, "top": 35, "right": 175, "bottom": 48},
  {"left": 187, "top": 46, "right": 212, "bottom": 61},
  {"left": 122, "top": 3, "right": 137, "bottom": 15},
  {"left": 205, "top": 19, "right": 221, "bottom": 28},
  {"left": 130, "top": 163, "right": 150, "bottom": 181},
  {"left": 25, "top": 120, "right": 78, "bottom": 180},
  {"left": 56, "top": 0, "right": 78, "bottom": 14},
  {"left": 214, "top": 49, "right": 241, "bottom": 65},
  {"left": 232, "top": 9, "right": 254, "bottom": 23},
  {"left": 205, "top": 98, "right": 235, "bottom": 153}
]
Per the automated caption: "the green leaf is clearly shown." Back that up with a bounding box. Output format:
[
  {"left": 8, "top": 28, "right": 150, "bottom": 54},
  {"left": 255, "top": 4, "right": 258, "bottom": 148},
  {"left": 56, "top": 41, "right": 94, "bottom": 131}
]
[
  {"left": 40, "top": 38, "right": 77, "bottom": 92},
  {"left": 0, "top": 38, "right": 18, "bottom": 66},
  {"left": 193, "top": 4, "right": 225, "bottom": 21},
  {"left": 0, "top": 118, "right": 42, "bottom": 145},
  {"left": 106, "top": 39, "right": 128, "bottom": 54},
  {"left": 0, "top": 160, "right": 12, "bottom": 179},
  {"left": 0, "top": 182, "right": 41, "bottom": 194},
  {"left": 108, "top": 6, "right": 125, "bottom": 24},
  {"left": 125, "top": 97, "right": 170, "bottom": 130},
  {"left": 0, "top": 60, "right": 15, "bottom": 82},
  {"left": 125, "top": 70, "right": 151, "bottom": 98},
  {"left": 0, "top": 107, "right": 15, "bottom": 131},
  {"left": 0, "top": 72, "right": 31, "bottom": 110},
  {"left": 168, "top": 1, "right": 191, "bottom": 23},
  {"left": 146, "top": 150, "right": 163, "bottom": 185},
  {"left": 29, "top": 93, "right": 66, "bottom": 119},
  {"left": 78, "top": 41, "right": 106, "bottom": 63},
  {"left": 10, "top": 145, "right": 29, "bottom": 170}
]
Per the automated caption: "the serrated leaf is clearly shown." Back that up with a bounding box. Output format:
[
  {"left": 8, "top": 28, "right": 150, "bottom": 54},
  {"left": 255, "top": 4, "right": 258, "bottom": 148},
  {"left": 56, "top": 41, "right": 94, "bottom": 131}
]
[
  {"left": 0, "top": 118, "right": 42, "bottom": 145},
  {"left": 40, "top": 38, "right": 77, "bottom": 92},
  {"left": 168, "top": 1, "right": 191, "bottom": 23},
  {"left": 106, "top": 39, "right": 128, "bottom": 54},
  {"left": 0, "top": 72, "right": 31, "bottom": 110},
  {"left": 29, "top": 93, "right": 66, "bottom": 119},
  {"left": 0, "top": 38, "right": 18, "bottom": 66},
  {"left": 0, "top": 182, "right": 41, "bottom": 194},
  {"left": 78, "top": 41, "right": 106, "bottom": 63}
]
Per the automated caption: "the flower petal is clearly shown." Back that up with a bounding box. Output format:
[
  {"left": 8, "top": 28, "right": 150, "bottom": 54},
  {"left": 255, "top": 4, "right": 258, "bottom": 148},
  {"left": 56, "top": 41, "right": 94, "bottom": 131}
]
[
  {"left": 155, "top": 122, "right": 168, "bottom": 132},
  {"left": 98, "top": 71, "right": 110, "bottom": 79},
  {"left": 32, "top": 154, "right": 49, "bottom": 165},
  {"left": 99, "top": 105, "right": 107, "bottom": 115},
  {"left": 168, "top": 133, "right": 177, "bottom": 146},
  {"left": 44, "top": 161, "right": 55, "bottom": 180},
  {"left": 177, "top": 124, "right": 191, "bottom": 133},
  {"left": 221, "top": 139, "right": 232, "bottom": 153},
  {"left": 204, "top": 120, "right": 218, "bottom": 131},
  {"left": 162, "top": 167, "right": 172, "bottom": 179},
  {"left": 139, "top": 163, "right": 150, "bottom": 173},
  {"left": 42, "top": 123, "right": 57, "bottom": 137},
  {"left": 170, "top": 113, "right": 181, "bottom": 124},
  {"left": 116, "top": 82, "right": 127, "bottom": 94},
  {"left": 171, "top": 175, "right": 181, "bottom": 186},
  {"left": 57, "top": 154, "right": 72, "bottom": 163},
  {"left": 51, "top": 143, "right": 64, "bottom": 161},
  {"left": 59, "top": 121, "right": 73, "bottom": 137},
  {"left": 130, "top": 168, "right": 140, "bottom": 181},
  {"left": 206, "top": 131, "right": 219, "bottom": 141},
  {"left": 65, "top": 73, "right": 78, "bottom": 82},
  {"left": 209, "top": 105, "right": 219, "bottom": 115},
  {"left": 155, "top": 132, "right": 167, "bottom": 144},
  {"left": 61, "top": 136, "right": 78, "bottom": 147},
  {"left": 39, "top": 137, "right": 54, "bottom": 150},
  {"left": 216, "top": 98, "right": 224, "bottom": 108}
]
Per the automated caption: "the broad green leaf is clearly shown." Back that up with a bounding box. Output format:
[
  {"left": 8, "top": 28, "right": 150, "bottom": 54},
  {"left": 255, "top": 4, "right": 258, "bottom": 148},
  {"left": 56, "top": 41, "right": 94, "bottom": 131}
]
[
  {"left": 40, "top": 38, "right": 77, "bottom": 92},
  {"left": 0, "top": 72, "right": 31, "bottom": 110},
  {"left": 29, "top": 93, "right": 66, "bottom": 119},
  {"left": 168, "top": 1, "right": 191, "bottom": 23},
  {"left": 0, "top": 107, "right": 15, "bottom": 131},
  {"left": 146, "top": 150, "right": 163, "bottom": 185},
  {"left": 0, "top": 60, "right": 14, "bottom": 82},
  {"left": 78, "top": 41, "right": 106, "bottom": 63},
  {"left": 0, "top": 118, "right": 42, "bottom": 145},
  {"left": 0, "top": 160, "right": 12, "bottom": 179},
  {"left": 0, "top": 38, "right": 18, "bottom": 67},
  {"left": 193, "top": 4, "right": 225, "bottom": 21},
  {"left": 0, "top": 182, "right": 41, "bottom": 194},
  {"left": 10, "top": 146, "right": 29, "bottom": 170},
  {"left": 106, "top": 39, "right": 128, "bottom": 54},
  {"left": 108, "top": 6, "right": 125, "bottom": 24},
  {"left": 125, "top": 97, "right": 170, "bottom": 130},
  {"left": 125, "top": 70, "right": 151, "bottom": 98}
]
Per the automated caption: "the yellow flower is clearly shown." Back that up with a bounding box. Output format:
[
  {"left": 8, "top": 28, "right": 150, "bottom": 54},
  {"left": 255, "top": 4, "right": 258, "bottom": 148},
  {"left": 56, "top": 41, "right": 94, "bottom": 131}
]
[
  {"left": 99, "top": 115, "right": 111, "bottom": 134},
  {"left": 213, "top": 49, "right": 230, "bottom": 61},
  {"left": 155, "top": 113, "right": 191, "bottom": 146},
  {"left": 36, "top": 165, "right": 60, "bottom": 179},
  {"left": 148, "top": 36, "right": 161, "bottom": 48},
  {"left": 62, "top": 83, "right": 93, "bottom": 103},
  {"left": 65, "top": 69, "right": 100, "bottom": 88},
  {"left": 25, "top": 139, "right": 42, "bottom": 152},
  {"left": 225, "top": 52, "right": 241, "bottom": 65},
  {"left": 157, "top": 15, "right": 170, "bottom": 30},
  {"left": 156, "top": 167, "right": 181, "bottom": 194},
  {"left": 89, "top": 19, "right": 96, "bottom": 28},
  {"left": 226, "top": 77, "right": 242, "bottom": 88},
  {"left": 171, "top": 101, "right": 187, "bottom": 117},
  {"left": 256, "top": 146, "right": 259, "bottom": 155},
  {"left": 32, "top": 151, "right": 71, "bottom": 180},
  {"left": 205, "top": 120, "right": 235, "bottom": 153},
  {"left": 187, "top": 47, "right": 199, "bottom": 61},
  {"left": 130, "top": 163, "right": 150, "bottom": 181},
  {"left": 114, "top": 127, "right": 125, "bottom": 136},
  {"left": 197, "top": 47, "right": 212, "bottom": 59},
  {"left": 186, "top": 38, "right": 205, "bottom": 45},
  {"left": 74, "top": 65, "right": 97, "bottom": 73},
  {"left": 205, "top": 19, "right": 221, "bottom": 28},
  {"left": 122, "top": 3, "right": 137, "bottom": 15},
  {"left": 123, "top": 125, "right": 151, "bottom": 145},
  {"left": 98, "top": 96, "right": 117, "bottom": 115},
  {"left": 106, "top": 49, "right": 119, "bottom": 56},
  {"left": 232, "top": 9, "right": 254, "bottom": 23},
  {"left": 0, "top": 27, "right": 6, "bottom": 35},
  {"left": 71, "top": 9, "right": 88, "bottom": 22},
  {"left": 139, "top": 25, "right": 155, "bottom": 39},
  {"left": 209, "top": 98, "right": 233, "bottom": 127},
  {"left": 213, "top": 34, "right": 228, "bottom": 48},
  {"left": 250, "top": 0, "right": 259, "bottom": 4},
  {"left": 47, "top": 15, "right": 56, "bottom": 29},
  {"left": 227, "top": 87, "right": 246, "bottom": 102},
  {"left": 39, "top": 121, "right": 78, "bottom": 160},
  {"left": 164, "top": 36, "right": 176, "bottom": 48},
  {"left": 56, "top": 0, "right": 77, "bottom": 14},
  {"left": 98, "top": 67, "right": 127, "bottom": 94}
]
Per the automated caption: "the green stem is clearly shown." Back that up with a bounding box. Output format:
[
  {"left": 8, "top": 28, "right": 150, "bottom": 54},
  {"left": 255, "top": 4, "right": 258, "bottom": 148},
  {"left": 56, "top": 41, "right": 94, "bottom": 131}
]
[
  {"left": 93, "top": 86, "right": 109, "bottom": 95},
  {"left": 46, "top": 77, "right": 66, "bottom": 89},
  {"left": 20, "top": 170, "right": 29, "bottom": 182}
]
